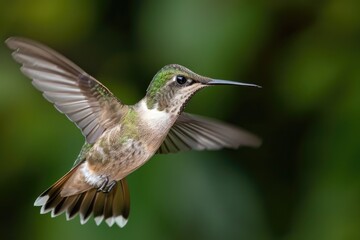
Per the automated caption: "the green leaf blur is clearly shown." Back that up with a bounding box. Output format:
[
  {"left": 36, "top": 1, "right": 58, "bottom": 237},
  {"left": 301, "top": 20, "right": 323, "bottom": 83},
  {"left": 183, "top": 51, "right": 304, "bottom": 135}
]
[{"left": 0, "top": 0, "right": 359, "bottom": 239}]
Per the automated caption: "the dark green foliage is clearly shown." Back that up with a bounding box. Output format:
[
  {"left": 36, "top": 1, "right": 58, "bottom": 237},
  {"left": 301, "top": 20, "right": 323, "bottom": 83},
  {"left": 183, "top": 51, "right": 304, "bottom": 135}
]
[{"left": 0, "top": 0, "right": 359, "bottom": 239}]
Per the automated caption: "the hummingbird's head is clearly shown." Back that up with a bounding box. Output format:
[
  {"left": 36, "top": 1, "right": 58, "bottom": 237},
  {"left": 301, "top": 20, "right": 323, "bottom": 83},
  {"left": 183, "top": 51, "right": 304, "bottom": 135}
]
[{"left": 145, "top": 64, "right": 260, "bottom": 114}]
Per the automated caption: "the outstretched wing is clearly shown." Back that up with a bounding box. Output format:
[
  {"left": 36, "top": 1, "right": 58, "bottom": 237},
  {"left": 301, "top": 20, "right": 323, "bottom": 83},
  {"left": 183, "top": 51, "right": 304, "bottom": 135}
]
[
  {"left": 6, "top": 37, "right": 126, "bottom": 144},
  {"left": 157, "top": 113, "right": 261, "bottom": 154}
]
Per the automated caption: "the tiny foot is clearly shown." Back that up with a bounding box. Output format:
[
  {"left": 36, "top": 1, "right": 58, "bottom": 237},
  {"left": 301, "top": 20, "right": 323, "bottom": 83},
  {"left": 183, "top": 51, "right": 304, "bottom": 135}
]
[
  {"left": 106, "top": 180, "right": 117, "bottom": 192},
  {"left": 97, "top": 177, "right": 117, "bottom": 193},
  {"left": 97, "top": 176, "right": 109, "bottom": 192}
]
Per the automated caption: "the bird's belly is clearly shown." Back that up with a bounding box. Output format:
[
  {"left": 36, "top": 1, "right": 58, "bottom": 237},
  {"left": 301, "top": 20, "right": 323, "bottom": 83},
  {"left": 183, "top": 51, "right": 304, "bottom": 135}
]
[
  {"left": 87, "top": 137, "right": 151, "bottom": 181},
  {"left": 84, "top": 113, "right": 171, "bottom": 183}
]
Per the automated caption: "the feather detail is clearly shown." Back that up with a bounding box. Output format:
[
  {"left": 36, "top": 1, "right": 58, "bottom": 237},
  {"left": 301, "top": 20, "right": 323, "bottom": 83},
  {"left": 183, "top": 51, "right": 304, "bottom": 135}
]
[
  {"left": 157, "top": 112, "right": 261, "bottom": 154},
  {"left": 5, "top": 37, "right": 127, "bottom": 144},
  {"left": 34, "top": 164, "right": 130, "bottom": 227}
]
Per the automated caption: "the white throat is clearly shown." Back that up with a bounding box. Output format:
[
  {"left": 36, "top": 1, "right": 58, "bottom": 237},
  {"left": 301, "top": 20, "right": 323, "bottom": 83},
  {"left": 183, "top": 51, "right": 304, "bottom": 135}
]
[{"left": 136, "top": 99, "right": 176, "bottom": 131}]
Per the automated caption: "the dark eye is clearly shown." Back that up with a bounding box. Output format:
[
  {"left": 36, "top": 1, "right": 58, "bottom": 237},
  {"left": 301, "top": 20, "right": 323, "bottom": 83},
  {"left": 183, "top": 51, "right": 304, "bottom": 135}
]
[{"left": 176, "top": 75, "right": 187, "bottom": 85}]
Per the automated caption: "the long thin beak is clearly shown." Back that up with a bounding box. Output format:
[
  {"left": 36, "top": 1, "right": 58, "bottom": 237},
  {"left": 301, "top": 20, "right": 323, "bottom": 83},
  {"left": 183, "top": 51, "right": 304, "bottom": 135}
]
[{"left": 206, "top": 79, "right": 262, "bottom": 88}]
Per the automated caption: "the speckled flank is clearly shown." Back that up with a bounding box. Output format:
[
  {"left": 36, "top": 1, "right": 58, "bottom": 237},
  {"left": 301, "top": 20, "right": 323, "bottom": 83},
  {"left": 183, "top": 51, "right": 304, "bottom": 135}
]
[
  {"left": 119, "top": 108, "right": 139, "bottom": 143},
  {"left": 75, "top": 102, "right": 173, "bottom": 187}
]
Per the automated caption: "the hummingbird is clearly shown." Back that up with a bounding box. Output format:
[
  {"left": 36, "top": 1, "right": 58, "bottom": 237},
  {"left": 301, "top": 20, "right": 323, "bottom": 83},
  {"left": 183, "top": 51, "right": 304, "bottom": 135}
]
[{"left": 5, "top": 37, "right": 261, "bottom": 228}]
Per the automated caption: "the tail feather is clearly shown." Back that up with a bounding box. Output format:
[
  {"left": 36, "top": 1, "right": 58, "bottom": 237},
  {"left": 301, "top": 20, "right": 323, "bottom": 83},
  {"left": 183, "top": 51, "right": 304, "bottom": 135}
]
[
  {"left": 93, "top": 192, "right": 106, "bottom": 225},
  {"left": 104, "top": 191, "right": 115, "bottom": 226},
  {"left": 52, "top": 193, "right": 78, "bottom": 218},
  {"left": 79, "top": 189, "right": 97, "bottom": 224},
  {"left": 34, "top": 165, "right": 130, "bottom": 227},
  {"left": 43, "top": 190, "right": 62, "bottom": 214},
  {"left": 67, "top": 194, "right": 83, "bottom": 220},
  {"left": 114, "top": 179, "right": 130, "bottom": 227}
]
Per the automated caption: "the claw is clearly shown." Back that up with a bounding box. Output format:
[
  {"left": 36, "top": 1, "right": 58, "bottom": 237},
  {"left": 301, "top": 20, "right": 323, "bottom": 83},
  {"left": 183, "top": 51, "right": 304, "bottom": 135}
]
[
  {"left": 107, "top": 180, "right": 117, "bottom": 192},
  {"left": 97, "top": 176, "right": 109, "bottom": 192},
  {"left": 97, "top": 176, "right": 117, "bottom": 193}
]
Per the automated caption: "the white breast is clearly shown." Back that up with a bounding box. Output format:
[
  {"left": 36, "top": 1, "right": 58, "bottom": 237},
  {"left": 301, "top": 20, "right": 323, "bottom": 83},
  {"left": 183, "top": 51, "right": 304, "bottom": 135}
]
[{"left": 136, "top": 100, "right": 174, "bottom": 131}]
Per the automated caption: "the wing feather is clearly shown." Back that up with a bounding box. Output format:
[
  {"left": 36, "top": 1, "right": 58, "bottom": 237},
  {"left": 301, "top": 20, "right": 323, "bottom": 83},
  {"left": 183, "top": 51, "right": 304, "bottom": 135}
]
[
  {"left": 157, "top": 113, "right": 261, "bottom": 154},
  {"left": 6, "top": 37, "right": 127, "bottom": 143}
]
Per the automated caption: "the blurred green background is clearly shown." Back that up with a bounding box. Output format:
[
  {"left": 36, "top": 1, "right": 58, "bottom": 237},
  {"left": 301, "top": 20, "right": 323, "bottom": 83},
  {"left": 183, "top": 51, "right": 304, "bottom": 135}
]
[{"left": 0, "top": 0, "right": 360, "bottom": 239}]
